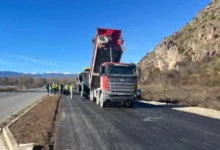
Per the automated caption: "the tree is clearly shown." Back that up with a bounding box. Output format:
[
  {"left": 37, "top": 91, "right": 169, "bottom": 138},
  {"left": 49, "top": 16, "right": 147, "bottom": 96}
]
[
  {"left": 8, "top": 76, "right": 18, "bottom": 85},
  {"left": 18, "top": 75, "right": 34, "bottom": 88},
  {"left": 1, "top": 77, "right": 9, "bottom": 85}
]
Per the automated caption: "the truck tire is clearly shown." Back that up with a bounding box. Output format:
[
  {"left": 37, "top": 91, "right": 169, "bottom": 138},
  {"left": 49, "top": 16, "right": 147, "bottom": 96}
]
[
  {"left": 80, "top": 91, "right": 83, "bottom": 98},
  {"left": 96, "top": 96, "right": 100, "bottom": 106},
  {"left": 124, "top": 100, "right": 133, "bottom": 108},
  {"left": 99, "top": 93, "right": 105, "bottom": 108},
  {"left": 100, "top": 100, "right": 105, "bottom": 108},
  {"left": 138, "top": 95, "right": 141, "bottom": 100},
  {"left": 90, "top": 91, "right": 94, "bottom": 102}
]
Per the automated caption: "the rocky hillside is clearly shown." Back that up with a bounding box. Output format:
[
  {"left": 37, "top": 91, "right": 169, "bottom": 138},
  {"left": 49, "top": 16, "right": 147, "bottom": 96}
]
[{"left": 138, "top": 0, "right": 220, "bottom": 82}]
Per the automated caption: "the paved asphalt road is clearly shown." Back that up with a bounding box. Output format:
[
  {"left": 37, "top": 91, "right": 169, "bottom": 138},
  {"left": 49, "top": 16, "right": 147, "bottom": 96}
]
[
  {"left": 0, "top": 88, "right": 47, "bottom": 122},
  {"left": 54, "top": 95, "right": 220, "bottom": 150}
]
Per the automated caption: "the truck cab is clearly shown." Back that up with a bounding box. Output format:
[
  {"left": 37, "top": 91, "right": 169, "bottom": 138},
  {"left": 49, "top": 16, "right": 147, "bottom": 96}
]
[{"left": 97, "top": 62, "right": 137, "bottom": 107}]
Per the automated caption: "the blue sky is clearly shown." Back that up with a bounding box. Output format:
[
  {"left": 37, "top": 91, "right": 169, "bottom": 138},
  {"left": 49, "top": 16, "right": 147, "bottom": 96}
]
[{"left": 0, "top": 0, "right": 210, "bottom": 73}]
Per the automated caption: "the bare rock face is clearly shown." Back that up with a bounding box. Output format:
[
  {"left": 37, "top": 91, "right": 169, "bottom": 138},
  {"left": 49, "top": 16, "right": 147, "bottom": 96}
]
[{"left": 138, "top": 0, "right": 220, "bottom": 81}]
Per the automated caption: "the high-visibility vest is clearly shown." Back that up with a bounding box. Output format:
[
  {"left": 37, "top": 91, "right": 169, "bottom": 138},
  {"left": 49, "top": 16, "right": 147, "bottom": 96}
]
[{"left": 70, "top": 85, "right": 73, "bottom": 92}]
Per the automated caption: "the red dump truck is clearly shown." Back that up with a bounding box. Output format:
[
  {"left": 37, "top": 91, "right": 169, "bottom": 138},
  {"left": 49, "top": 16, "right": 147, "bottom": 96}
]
[{"left": 88, "top": 28, "right": 140, "bottom": 108}]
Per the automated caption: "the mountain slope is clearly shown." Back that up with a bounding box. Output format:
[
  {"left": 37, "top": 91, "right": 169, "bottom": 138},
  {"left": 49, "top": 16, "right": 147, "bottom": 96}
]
[
  {"left": 138, "top": 0, "right": 220, "bottom": 81},
  {"left": 137, "top": 0, "right": 220, "bottom": 111}
]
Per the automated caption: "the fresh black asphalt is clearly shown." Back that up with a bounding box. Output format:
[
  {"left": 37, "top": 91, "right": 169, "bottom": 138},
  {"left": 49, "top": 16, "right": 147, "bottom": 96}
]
[{"left": 54, "top": 94, "right": 220, "bottom": 150}]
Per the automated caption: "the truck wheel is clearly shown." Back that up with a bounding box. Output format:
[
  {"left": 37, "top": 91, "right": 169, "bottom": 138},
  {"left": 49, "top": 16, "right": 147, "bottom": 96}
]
[
  {"left": 138, "top": 95, "right": 141, "bottom": 100},
  {"left": 80, "top": 91, "right": 83, "bottom": 98},
  {"left": 99, "top": 93, "right": 105, "bottom": 108},
  {"left": 125, "top": 100, "right": 133, "bottom": 108},
  {"left": 90, "top": 91, "right": 94, "bottom": 102},
  {"left": 100, "top": 100, "right": 105, "bottom": 108},
  {"left": 96, "top": 97, "right": 100, "bottom": 106}
]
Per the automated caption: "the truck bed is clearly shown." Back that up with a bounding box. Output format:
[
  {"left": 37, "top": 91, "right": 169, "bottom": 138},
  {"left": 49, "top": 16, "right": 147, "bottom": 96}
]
[{"left": 89, "top": 28, "right": 124, "bottom": 89}]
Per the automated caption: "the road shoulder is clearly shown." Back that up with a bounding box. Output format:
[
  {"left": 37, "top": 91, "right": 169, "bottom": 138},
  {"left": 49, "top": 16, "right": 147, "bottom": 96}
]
[{"left": 139, "top": 100, "right": 220, "bottom": 120}]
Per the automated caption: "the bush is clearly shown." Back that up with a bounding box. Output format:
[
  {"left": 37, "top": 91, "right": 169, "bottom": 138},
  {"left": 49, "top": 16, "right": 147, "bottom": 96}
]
[
  {"left": 211, "top": 14, "right": 216, "bottom": 20},
  {"left": 178, "top": 48, "right": 185, "bottom": 54},
  {"left": 213, "top": 34, "right": 219, "bottom": 39},
  {"left": 187, "top": 27, "right": 196, "bottom": 32}
]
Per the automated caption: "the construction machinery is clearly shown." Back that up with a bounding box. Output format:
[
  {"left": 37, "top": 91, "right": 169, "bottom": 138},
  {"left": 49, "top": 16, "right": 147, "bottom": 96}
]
[
  {"left": 77, "top": 68, "right": 90, "bottom": 98},
  {"left": 88, "top": 28, "right": 140, "bottom": 108}
]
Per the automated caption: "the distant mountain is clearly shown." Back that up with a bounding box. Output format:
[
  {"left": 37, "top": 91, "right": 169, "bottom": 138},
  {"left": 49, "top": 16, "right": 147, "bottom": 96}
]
[{"left": 0, "top": 71, "right": 78, "bottom": 78}]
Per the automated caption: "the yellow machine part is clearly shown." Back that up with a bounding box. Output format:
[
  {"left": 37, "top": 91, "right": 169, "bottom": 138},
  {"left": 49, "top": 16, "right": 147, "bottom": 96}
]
[{"left": 83, "top": 67, "right": 90, "bottom": 71}]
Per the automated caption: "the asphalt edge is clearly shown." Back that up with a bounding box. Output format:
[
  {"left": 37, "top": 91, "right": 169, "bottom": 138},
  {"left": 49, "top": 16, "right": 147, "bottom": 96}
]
[{"left": 1, "top": 95, "right": 48, "bottom": 150}]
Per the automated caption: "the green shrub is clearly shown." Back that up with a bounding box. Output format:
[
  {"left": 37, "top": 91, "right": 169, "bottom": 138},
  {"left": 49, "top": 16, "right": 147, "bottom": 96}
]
[
  {"left": 213, "top": 34, "right": 219, "bottom": 39},
  {"left": 187, "top": 27, "right": 196, "bottom": 32},
  {"left": 211, "top": 14, "right": 216, "bottom": 20},
  {"left": 178, "top": 48, "right": 185, "bottom": 54}
]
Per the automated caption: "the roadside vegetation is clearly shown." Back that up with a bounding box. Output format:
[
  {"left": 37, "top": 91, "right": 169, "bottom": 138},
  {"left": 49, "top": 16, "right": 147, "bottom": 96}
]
[
  {"left": 140, "top": 55, "right": 220, "bottom": 111},
  {"left": 0, "top": 75, "right": 76, "bottom": 92}
]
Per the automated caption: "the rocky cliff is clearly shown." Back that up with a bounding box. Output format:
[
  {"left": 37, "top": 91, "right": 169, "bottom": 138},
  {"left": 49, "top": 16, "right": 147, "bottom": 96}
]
[{"left": 138, "top": 0, "right": 220, "bottom": 82}]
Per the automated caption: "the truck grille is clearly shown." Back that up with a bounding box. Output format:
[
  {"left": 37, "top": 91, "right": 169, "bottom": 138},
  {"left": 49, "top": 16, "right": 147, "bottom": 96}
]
[{"left": 107, "top": 76, "right": 136, "bottom": 93}]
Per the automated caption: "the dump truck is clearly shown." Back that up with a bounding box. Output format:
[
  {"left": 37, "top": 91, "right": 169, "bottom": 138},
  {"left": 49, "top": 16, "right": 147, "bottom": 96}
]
[{"left": 88, "top": 28, "right": 140, "bottom": 108}]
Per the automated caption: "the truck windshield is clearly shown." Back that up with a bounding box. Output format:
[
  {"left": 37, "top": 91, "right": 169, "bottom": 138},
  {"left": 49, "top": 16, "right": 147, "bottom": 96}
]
[{"left": 106, "top": 66, "right": 136, "bottom": 76}]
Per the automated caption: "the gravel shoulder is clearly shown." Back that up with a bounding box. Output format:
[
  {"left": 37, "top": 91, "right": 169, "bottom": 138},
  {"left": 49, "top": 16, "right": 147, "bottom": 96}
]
[{"left": 9, "top": 95, "right": 60, "bottom": 149}]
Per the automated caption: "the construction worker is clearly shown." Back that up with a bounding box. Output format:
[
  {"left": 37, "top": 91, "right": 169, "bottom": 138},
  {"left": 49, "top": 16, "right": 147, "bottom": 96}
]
[
  {"left": 70, "top": 84, "right": 73, "bottom": 99},
  {"left": 49, "top": 84, "right": 52, "bottom": 94},
  {"left": 55, "top": 83, "right": 58, "bottom": 94},
  {"left": 137, "top": 85, "right": 142, "bottom": 100},
  {"left": 74, "top": 84, "right": 77, "bottom": 93},
  {"left": 61, "top": 84, "right": 64, "bottom": 94},
  {"left": 64, "top": 84, "right": 69, "bottom": 96},
  {"left": 52, "top": 82, "right": 56, "bottom": 94},
  {"left": 46, "top": 84, "right": 49, "bottom": 93},
  {"left": 59, "top": 84, "right": 61, "bottom": 94}
]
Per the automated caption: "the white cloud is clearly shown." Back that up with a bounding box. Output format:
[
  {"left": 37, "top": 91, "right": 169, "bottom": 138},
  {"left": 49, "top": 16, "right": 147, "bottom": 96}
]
[{"left": 15, "top": 55, "right": 55, "bottom": 66}]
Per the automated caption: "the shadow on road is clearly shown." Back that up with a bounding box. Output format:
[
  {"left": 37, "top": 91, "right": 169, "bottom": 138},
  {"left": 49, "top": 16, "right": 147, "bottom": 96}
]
[
  {"left": 133, "top": 101, "right": 184, "bottom": 109},
  {"left": 93, "top": 100, "right": 184, "bottom": 109}
]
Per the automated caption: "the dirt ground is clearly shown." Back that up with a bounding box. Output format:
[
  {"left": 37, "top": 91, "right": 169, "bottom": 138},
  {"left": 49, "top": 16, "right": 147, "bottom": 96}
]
[
  {"left": 141, "top": 84, "right": 220, "bottom": 111},
  {"left": 9, "top": 95, "right": 60, "bottom": 150}
]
